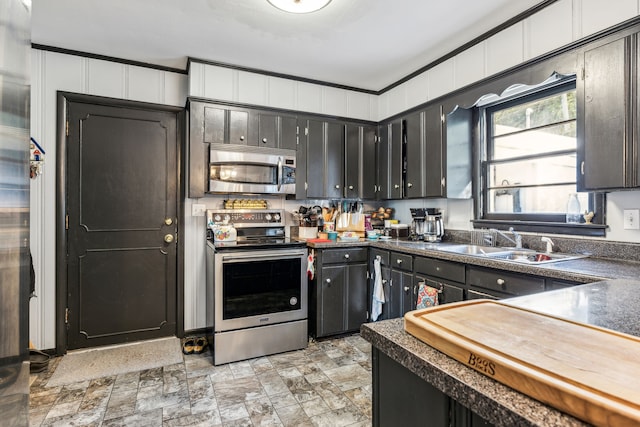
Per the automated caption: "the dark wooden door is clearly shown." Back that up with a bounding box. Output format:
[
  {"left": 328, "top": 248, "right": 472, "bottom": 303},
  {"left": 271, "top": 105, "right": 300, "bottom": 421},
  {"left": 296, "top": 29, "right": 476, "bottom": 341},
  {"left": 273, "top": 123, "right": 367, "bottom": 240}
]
[
  {"left": 404, "top": 111, "right": 425, "bottom": 198},
  {"left": 390, "top": 120, "right": 403, "bottom": 199},
  {"left": 319, "top": 265, "right": 345, "bottom": 337},
  {"left": 346, "top": 263, "right": 368, "bottom": 331},
  {"left": 377, "top": 124, "right": 391, "bottom": 199},
  {"left": 361, "top": 125, "right": 377, "bottom": 200},
  {"left": 66, "top": 100, "right": 179, "bottom": 350},
  {"left": 581, "top": 36, "right": 628, "bottom": 190},
  {"left": 345, "top": 124, "right": 360, "bottom": 199},
  {"left": 251, "top": 112, "right": 277, "bottom": 147},
  {"left": 325, "top": 121, "right": 345, "bottom": 199},
  {"left": 306, "top": 119, "right": 325, "bottom": 198},
  {"left": 425, "top": 104, "right": 445, "bottom": 197}
]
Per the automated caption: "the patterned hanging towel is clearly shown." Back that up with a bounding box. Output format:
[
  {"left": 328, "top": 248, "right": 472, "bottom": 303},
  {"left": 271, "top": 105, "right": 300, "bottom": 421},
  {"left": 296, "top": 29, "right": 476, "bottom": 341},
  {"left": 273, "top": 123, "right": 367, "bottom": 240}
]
[
  {"left": 416, "top": 281, "right": 440, "bottom": 309},
  {"left": 307, "top": 250, "right": 315, "bottom": 280}
]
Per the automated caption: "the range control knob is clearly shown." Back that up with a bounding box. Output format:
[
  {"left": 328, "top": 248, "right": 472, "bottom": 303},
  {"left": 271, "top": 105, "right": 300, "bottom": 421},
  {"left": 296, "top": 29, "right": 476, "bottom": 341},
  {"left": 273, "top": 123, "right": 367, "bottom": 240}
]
[
  {"left": 273, "top": 213, "right": 281, "bottom": 221},
  {"left": 224, "top": 214, "right": 231, "bottom": 222},
  {"left": 265, "top": 213, "right": 272, "bottom": 221},
  {"left": 214, "top": 214, "right": 222, "bottom": 222}
]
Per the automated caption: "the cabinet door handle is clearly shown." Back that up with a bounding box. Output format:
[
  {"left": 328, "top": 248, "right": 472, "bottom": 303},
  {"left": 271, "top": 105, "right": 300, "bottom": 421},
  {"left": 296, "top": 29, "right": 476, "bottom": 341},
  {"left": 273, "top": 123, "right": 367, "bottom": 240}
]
[
  {"left": 344, "top": 253, "right": 350, "bottom": 259},
  {"left": 382, "top": 279, "right": 387, "bottom": 284},
  {"left": 396, "top": 259, "right": 402, "bottom": 265},
  {"left": 496, "top": 278, "right": 505, "bottom": 286},
  {"left": 348, "top": 185, "right": 354, "bottom": 190},
  {"left": 581, "top": 161, "right": 585, "bottom": 175},
  {"left": 262, "top": 138, "right": 268, "bottom": 143},
  {"left": 240, "top": 135, "right": 245, "bottom": 141},
  {"left": 404, "top": 286, "right": 410, "bottom": 292},
  {"left": 325, "top": 278, "right": 331, "bottom": 284},
  {"left": 394, "top": 184, "right": 400, "bottom": 189},
  {"left": 435, "top": 267, "right": 440, "bottom": 272},
  {"left": 407, "top": 182, "right": 413, "bottom": 188},
  {"left": 441, "top": 177, "right": 446, "bottom": 187},
  {"left": 335, "top": 184, "right": 340, "bottom": 189}
]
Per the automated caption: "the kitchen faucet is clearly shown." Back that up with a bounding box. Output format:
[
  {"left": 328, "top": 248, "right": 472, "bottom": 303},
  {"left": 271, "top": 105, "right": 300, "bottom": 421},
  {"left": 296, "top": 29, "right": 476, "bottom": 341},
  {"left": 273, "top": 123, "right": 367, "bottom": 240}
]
[{"left": 490, "top": 227, "right": 523, "bottom": 249}]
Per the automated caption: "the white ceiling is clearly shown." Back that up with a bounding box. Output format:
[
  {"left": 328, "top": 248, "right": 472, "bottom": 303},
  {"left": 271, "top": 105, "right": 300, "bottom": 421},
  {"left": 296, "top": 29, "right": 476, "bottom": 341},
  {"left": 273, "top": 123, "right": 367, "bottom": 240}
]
[{"left": 31, "top": 0, "right": 545, "bottom": 91}]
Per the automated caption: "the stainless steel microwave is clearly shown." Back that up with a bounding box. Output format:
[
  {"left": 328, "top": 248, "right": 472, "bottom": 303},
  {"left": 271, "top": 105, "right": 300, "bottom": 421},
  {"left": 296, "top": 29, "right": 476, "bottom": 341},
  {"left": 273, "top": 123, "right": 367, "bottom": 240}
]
[{"left": 208, "top": 146, "right": 296, "bottom": 195}]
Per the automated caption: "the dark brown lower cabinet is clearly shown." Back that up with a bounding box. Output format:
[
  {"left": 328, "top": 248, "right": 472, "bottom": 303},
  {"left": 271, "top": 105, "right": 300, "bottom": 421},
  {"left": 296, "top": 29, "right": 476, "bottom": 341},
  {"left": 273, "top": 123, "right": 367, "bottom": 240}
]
[
  {"left": 310, "top": 247, "right": 369, "bottom": 338},
  {"left": 372, "top": 348, "right": 493, "bottom": 427}
]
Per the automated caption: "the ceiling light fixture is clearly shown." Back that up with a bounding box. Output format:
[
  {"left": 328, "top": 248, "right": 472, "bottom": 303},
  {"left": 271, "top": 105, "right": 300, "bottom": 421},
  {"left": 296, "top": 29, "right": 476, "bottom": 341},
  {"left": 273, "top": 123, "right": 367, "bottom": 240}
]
[{"left": 267, "top": 0, "right": 332, "bottom": 14}]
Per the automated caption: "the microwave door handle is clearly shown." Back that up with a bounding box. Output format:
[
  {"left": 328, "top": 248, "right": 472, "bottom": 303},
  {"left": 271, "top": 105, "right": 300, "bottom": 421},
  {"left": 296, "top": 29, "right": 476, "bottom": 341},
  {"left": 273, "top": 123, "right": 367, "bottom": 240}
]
[{"left": 277, "top": 157, "right": 283, "bottom": 191}]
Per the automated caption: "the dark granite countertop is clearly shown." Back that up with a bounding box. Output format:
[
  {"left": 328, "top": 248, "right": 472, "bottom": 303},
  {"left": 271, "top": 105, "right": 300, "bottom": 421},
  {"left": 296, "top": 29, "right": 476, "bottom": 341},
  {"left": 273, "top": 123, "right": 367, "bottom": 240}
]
[
  {"left": 304, "top": 238, "right": 640, "bottom": 283},
  {"left": 360, "top": 279, "right": 640, "bottom": 427}
]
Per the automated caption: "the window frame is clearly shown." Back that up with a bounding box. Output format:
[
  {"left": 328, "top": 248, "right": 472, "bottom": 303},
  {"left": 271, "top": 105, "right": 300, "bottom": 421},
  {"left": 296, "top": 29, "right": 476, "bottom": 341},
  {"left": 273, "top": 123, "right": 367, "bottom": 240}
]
[{"left": 473, "top": 77, "right": 606, "bottom": 237}]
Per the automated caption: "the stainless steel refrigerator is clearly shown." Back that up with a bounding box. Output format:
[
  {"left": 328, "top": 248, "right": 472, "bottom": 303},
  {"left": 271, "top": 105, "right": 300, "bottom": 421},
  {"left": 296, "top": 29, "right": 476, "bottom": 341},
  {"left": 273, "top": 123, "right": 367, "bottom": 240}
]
[{"left": 0, "top": 0, "right": 31, "bottom": 424}]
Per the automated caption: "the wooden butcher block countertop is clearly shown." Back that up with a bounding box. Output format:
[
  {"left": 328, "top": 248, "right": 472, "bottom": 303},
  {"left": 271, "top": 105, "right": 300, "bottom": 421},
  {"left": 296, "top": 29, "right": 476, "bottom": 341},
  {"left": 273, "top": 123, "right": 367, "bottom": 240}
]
[{"left": 404, "top": 300, "right": 640, "bottom": 426}]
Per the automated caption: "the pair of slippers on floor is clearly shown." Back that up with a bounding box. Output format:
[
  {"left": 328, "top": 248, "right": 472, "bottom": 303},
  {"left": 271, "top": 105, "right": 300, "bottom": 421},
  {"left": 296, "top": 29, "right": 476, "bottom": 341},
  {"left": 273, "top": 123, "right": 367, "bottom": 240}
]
[
  {"left": 182, "top": 337, "right": 208, "bottom": 355},
  {"left": 30, "top": 349, "right": 51, "bottom": 373}
]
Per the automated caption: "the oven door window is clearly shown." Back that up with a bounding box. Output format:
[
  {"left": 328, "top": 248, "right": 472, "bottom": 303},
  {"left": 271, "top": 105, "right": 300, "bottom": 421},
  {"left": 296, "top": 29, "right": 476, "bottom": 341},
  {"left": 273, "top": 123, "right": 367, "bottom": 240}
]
[
  {"left": 210, "top": 164, "right": 276, "bottom": 185},
  {"left": 222, "top": 257, "right": 302, "bottom": 319}
]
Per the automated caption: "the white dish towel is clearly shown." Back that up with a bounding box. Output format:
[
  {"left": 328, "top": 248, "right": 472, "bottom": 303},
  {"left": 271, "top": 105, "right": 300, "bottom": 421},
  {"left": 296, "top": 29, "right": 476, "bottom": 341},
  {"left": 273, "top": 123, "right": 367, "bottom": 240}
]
[{"left": 371, "top": 257, "right": 385, "bottom": 321}]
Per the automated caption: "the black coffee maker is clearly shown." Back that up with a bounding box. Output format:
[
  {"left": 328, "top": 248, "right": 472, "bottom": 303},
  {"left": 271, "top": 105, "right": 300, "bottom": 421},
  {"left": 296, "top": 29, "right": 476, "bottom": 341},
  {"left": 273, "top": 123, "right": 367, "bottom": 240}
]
[
  {"left": 410, "top": 208, "right": 444, "bottom": 241},
  {"left": 409, "top": 208, "right": 427, "bottom": 240}
]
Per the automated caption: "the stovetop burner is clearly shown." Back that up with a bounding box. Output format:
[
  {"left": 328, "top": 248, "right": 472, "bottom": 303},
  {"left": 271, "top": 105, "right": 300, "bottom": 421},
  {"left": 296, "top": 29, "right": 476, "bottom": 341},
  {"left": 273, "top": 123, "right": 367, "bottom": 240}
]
[{"left": 206, "top": 208, "right": 306, "bottom": 251}]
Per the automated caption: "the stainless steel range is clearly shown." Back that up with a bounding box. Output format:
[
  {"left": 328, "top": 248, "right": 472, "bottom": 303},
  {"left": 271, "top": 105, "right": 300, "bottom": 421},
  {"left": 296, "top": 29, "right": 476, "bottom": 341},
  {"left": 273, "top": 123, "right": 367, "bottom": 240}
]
[{"left": 205, "top": 209, "right": 308, "bottom": 365}]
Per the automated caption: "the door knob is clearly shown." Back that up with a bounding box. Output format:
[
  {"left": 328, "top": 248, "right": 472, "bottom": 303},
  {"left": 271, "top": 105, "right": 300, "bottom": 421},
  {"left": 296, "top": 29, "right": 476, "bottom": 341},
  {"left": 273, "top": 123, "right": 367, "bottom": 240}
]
[
  {"left": 164, "top": 234, "right": 174, "bottom": 243},
  {"left": 165, "top": 218, "right": 173, "bottom": 226}
]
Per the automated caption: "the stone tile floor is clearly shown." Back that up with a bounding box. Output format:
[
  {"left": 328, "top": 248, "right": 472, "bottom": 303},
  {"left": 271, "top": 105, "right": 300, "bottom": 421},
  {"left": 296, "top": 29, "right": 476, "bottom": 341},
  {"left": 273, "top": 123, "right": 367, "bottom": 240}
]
[{"left": 29, "top": 334, "right": 372, "bottom": 427}]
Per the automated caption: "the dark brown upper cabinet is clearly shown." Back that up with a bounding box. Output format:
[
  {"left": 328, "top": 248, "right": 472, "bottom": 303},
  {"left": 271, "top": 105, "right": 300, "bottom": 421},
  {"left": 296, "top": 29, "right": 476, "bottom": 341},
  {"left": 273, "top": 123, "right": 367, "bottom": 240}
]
[
  {"left": 345, "top": 123, "right": 377, "bottom": 200},
  {"left": 579, "top": 32, "right": 640, "bottom": 190},
  {"left": 404, "top": 111, "right": 426, "bottom": 198},
  {"left": 425, "top": 104, "right": 445, "bottom": 197}
]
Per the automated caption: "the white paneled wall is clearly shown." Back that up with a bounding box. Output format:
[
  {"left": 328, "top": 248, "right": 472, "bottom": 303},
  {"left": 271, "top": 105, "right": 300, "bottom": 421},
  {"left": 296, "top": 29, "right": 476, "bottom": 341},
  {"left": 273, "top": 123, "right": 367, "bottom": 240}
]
[
  {"left": 29, "top": 49, "right": 188, "bottom": 349},
  {"left": 189, "top": 62, "right": 377, "bottom": 121},
  {"left": 29, "top": 1, "right": 640, "bottom": 349},
  {"left": 380, "top": 0, "right": 640, "bottom": 118}
]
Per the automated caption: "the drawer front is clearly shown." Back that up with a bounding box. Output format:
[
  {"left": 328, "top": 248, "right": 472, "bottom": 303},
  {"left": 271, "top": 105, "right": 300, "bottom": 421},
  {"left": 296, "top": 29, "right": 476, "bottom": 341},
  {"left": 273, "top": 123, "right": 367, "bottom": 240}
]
[
  {"left": 322, "top": 247, "right": 368, "bottom": 264},
  {"left": 414, "top": 257, "right": 465, "bottom": 283},
  {"left": 390, "top": 252, "right": 413, "bottom": 271},
  {"left": 467, "top": 266, "right": 545, "bottom": 296}
]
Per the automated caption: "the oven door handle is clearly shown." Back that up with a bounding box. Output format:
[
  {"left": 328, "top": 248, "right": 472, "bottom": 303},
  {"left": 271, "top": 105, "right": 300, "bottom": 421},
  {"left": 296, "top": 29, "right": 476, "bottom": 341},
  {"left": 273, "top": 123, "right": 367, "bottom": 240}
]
[
  {"left": 221, "top": 251, "right": 306, "bottom": 262},
  {"left": 276, "top": 157, "right": 283, "bottom": 192}
]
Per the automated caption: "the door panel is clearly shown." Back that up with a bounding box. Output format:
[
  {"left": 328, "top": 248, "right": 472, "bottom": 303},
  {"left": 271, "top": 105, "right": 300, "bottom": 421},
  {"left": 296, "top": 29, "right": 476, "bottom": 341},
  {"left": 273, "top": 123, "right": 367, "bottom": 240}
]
[
  {"left": 425, "top": 104, "right": 444, "bottom": 197},
  {"left": 319, "top": 266, "right": 345, "bottom": 336},
  {"left": 325, "top": 121, "right": 345, "bottom": 199},
  {"left": 345, "top": 124, "right": 360, "bottom": 199},
  {"left": 390, "top": 120, "right": 403, "bottom": 199},
  {"left": 404, "top": 112, "right": 425, "bottom": 198},
  {"left": 67, "top": 100, "right": 178, "bottom": 350},
  {"left": 306, "top": 119, "right": 325, "bottom": 198}
]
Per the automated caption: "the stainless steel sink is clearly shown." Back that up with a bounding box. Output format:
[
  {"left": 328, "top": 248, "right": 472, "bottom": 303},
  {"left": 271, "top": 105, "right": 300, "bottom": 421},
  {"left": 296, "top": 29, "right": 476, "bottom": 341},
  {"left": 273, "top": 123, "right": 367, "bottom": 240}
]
[
  {"left": 484, "top": 250, "right": 588, "bottom": 264},
  {"left": 435, "top": 244, "right": 587, "bottom": 264},
  {"left": 437, "top": 244, "right": 514, "bottom": 256}
]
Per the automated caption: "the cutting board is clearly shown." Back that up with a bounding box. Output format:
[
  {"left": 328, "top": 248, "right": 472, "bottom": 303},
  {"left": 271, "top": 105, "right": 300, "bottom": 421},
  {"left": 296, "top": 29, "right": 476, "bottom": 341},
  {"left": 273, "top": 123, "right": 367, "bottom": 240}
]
[{"left": 404, "top": 300, "right": 640, "bottom": 426}]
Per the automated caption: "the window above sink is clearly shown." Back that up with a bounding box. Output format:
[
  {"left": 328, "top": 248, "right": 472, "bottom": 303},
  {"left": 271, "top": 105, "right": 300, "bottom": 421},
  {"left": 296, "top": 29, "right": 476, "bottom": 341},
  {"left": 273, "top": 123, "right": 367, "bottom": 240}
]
[{"left": 473, "top": 73, "right": 606, "bottom": 237}]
